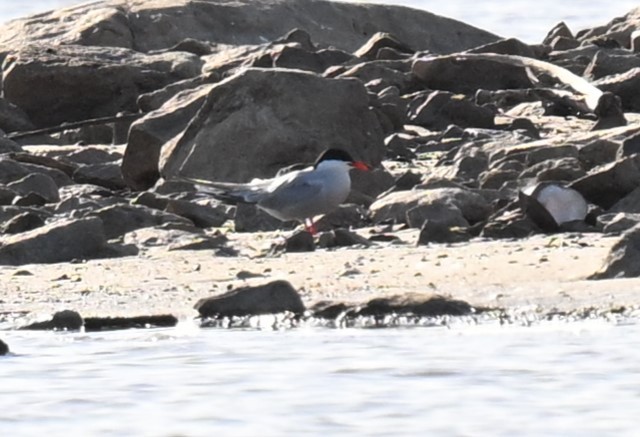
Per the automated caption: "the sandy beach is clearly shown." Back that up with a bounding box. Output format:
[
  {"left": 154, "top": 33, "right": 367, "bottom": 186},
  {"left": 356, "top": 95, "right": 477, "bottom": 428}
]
[{"left": 2, "top": 229, "right": 635, "bottom": 325}]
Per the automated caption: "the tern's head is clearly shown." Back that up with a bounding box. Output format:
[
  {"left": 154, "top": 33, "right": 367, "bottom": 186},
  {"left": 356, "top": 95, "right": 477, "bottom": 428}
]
[{"left": 314, "top": 148, "right": 370, "bottom": 171}]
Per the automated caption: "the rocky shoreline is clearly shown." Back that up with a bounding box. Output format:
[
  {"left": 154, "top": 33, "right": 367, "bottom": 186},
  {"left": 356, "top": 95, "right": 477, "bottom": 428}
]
[{"left": 2, "top": 0, "right": 640, "bottom": 341}]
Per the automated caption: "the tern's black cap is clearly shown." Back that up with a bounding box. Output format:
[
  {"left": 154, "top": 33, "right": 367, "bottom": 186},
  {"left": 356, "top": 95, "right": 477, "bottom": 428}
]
[{"left": 314, "top": 148, "right": 354, "bottom": 167}]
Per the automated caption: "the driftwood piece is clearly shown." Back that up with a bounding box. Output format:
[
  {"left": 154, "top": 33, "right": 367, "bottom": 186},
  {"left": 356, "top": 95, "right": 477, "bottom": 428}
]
[{"left": 7, "top": 113, "right": 143, "bottom": 141}]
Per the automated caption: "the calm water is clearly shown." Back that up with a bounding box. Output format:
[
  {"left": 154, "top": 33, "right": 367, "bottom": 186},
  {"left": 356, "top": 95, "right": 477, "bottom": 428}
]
[
  {"left": 2, "top": 319, "right": 640, "bottom": 435},
  {"left": 2, "top": 1, "right": 640, "bottom": 435},
  {"left": 1, "top": 0, "right": 640, "bottom": 42}
]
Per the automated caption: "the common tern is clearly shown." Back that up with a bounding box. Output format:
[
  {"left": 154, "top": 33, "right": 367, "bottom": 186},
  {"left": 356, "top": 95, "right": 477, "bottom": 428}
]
[{"left": 179, "top": 148, "right": 370, "bottom": 234}]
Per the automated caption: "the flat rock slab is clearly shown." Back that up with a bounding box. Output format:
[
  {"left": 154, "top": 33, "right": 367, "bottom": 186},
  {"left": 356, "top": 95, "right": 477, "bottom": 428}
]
[
  {"left": 0, "top": 217, "right": 107, "bottom": 265},
  {"left": 0, "top": 0, "right": 498, "bottom": 54}
]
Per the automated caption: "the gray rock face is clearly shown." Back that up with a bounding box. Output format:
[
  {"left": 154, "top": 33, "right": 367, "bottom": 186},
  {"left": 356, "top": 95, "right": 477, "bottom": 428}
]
[
  {"left": 2, "top": 44, "right": 201, "bottom": 127},
  {"left": 590, "top": 224, "right": 640, "bottom": 279},
  {"left": 0, "top": 217, "right": 107, "bottom": 265},
  {"left": 0, "top": 0, "right": 498, "bottom": 55},
  {"left": 594, "top": 67, "right": 640, "bottom": 112},
  {"left": 412, "top": 55, "right": 533, "bottom": 93},
  {"left": 370, "top": 188, "right": 492, "bottom": 225},
  {"left": 73, "top": 163, "right": 127, "bottom": 191},
  {"left": 570, "top": 154, "right": 640, "bottom": 209},
  {"left": 417, "top": 220, "right": 471, "bottom": 245},
  {"left": 88, "top": 204, "right": 193, "bottom": 239},
  {"left": 0, "top": 97, "right": 34, "bottom": 133},
  {"left": 123, "top": 84, "right": 215, "bottom": 190},
  {"left": 0, "top": 211, "right": 46, "bottom": 234},
  {"left": 7, "top": 173, "right": 60, "bottom": 204},
  {"left": 599, "top": 212, "right": 640, "bottom": 234},
  {"left": 409, "top": 91, "right": 496, "bottom": 130},
  {"left": 0, "top": 338, "right": 8, "bottom": 355},
  {"left": 406, "top": 202, "right": 470, "bottom": 229},
  {"left": 160, "top": 68, "right": 385, "bottom": 184},
  {"left": 195, "top": 280, "right": 306, "bottom": 318}
]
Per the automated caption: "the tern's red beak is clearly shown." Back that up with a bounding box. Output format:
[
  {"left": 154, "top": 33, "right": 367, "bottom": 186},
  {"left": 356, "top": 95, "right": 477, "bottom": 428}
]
[{"left": 351, "top": 161, "right": 371, "bottom": 171}]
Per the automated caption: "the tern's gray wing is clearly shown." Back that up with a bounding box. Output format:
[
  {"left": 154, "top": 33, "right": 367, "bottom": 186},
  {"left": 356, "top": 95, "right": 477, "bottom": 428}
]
[
  {"left": 175, "top": 176, "right": 271, "bottom": 204},
  {"left": 257, "top": 177, "right": 323, "bottom": 221}
]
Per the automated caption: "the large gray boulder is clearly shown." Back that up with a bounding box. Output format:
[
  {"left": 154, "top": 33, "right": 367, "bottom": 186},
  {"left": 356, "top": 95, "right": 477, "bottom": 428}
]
[
  {"left": 195, "top": 280, "right": 305, "bottom": 318},
  {"left": 570, "top": 154, "right": 640, "bottom": 209},
  {"left": 590, "top": 224, "right": 640, "bottom": 279},
  {"left": 158, "top": 68, "right": 385, "bottom": 183},
  {"left": 2, "top": 44, "right": 201, "bottom": 127},
  {"left": 370, "top": 188, "right": 492, "bottom": 226},
  {"left": 0, "top": 217, "right": 107, "bottom": 265},
  {"left": 122, "top": 84, "right": 215, "bottom": 190},
  {"left": 0, "top": 0, "right": 498, "bottom": 55}
]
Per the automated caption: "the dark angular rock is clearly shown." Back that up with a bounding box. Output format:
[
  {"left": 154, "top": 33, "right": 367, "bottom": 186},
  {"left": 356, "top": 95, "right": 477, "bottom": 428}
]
[
  {"left": 9, "top": 151, "right": 78, "bottom": 177},
  {"left": 284, "top": 230, "right": 316, "bottom": 253},
  {"left": 584, "top": 50, "right": 640, "bottom": 80},
  {"left": 542, "top": 21, "right": 575, "bottom": 45},
  {"left": 354, "top": 32, "right": 413, "bottom": 60},
  {"left": 417, "top": 219, "right": 471, "bottom": 245},
  {"left": 618, "top": 131, "right": 640, "bottom": 158},
  {"left": 608, "top": 186, "right": 640, "bottom": 214},
  {"left": 315, "top": 204, "right": 368, "bottom": 232},
  {"left": 89, "top": 204, "right": 193, "bottom": 239},
  {"left": 0, "top": 97, "right": 34, "bottom": 133},
  {"left": 272, "top": 45, "right": 326, "bottom": 73},
  {"left": 20, "top": 310, "right": 84, "bottom": 331},
  {"left": 123, "top": 83, "right": 213, "bottom": 190},
  {"left": 6, "top": 173, "right": 60, "bottom": 204},
  {"left": 600, "top": 213, "right": 640, "bottom": 234},
  {"left": 410, "top": 91, "right": 496, "bottom": 130},
  {"left": 84, "top": 315, "right": 178, "bottom": 332},
  {"left": 275, "top": 28, "right": 315, "bottom": 51},
  {"left": 549, "top": 36, "right": 579, "bottom": 51},
  {"left": 357, "top": 294, "right": 473, "bottom": 317},
  {"left": 195, "top": 280, "right": 305, "bottom": 318},
  {"left": 0, "top": 217, "right": 107, "bottom": 265},
  {"left": 350, "top": 167, "right": 396, "bottom": 199},
  {"left": 480, "top": 209, "right": 539, "bottom": 239},
  {"left": 131, "top": 191, "right": 170, "bottom": 210},
  {"left": 590, "top": 224, "right": 640, "bottom": 279},
  {"left": 73, "top": 163, "right": 127, "bottom": 191},
  {"left": 317, "top": 228, "right": 372, "bottom": 249},
  {"left": 370, "top": 188, "right": 492, "bottom": 225},
  {"left": 164, "top": 199, "right": 229, "bottom": 228},
  {"left": 3, "top": 44, "right": 201, "bottom": 128},
  {"left": 0, "top": 338, "right": 8, "bottom": 355},
  {"left": 234, "top": 203, "right": 294, "bottom": 232},
  {"left": 479, "top": 169, "right": 520, "bottom": 190},
  {"left": 467, "top": 37, "right": 537, "bottom": 58},
  {"left": 0, "top": 211, "right": 46, "bottom": 234},
  {"left": 570, "top": 154, "right": 640, "bottom": 209},
  {"left": 0, "top": 187, "right": 16, "bottom": 205},
  {"left": 156, "top": 69, "right": 384, "bottom": 190},
  {"left": 446, "top": 148, "right": 490, "bottom": 182},
  {"left": 406, "top": 202, "right": 469, "bottom": 229},
  {"left": 12, "top": 192, "right": 48, "bottom": 207},
  {"left": 577, "top": 139, "right": 621, "bottom": 170},
  {"left": 0, "top": 157, "right": 73, "bottom": 187},
  {"left": 412, "top": 55, "right": 533, "bottom": 94},
  {"left": 594, "top": 67, "right": 640, "bottom": 112},
  {"left": 592, "top": 92, "right": 627, "bottom": 131},
  {"left": 520, "top": 157, "right": 586, "bottom": 183},
  {"left": 309, "top": 301, "right": 353, "bottom": 319}
]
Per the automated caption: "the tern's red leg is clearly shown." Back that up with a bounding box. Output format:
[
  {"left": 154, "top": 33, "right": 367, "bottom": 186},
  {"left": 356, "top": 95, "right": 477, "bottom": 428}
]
[{"left": 304, "top": 218, "right": 317, "bottom": 235}]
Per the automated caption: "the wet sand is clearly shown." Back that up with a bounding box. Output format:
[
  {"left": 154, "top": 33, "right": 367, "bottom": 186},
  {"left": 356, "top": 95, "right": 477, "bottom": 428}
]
[{"left": 1, "top": 229, "right": 636, "bottom": 324}]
